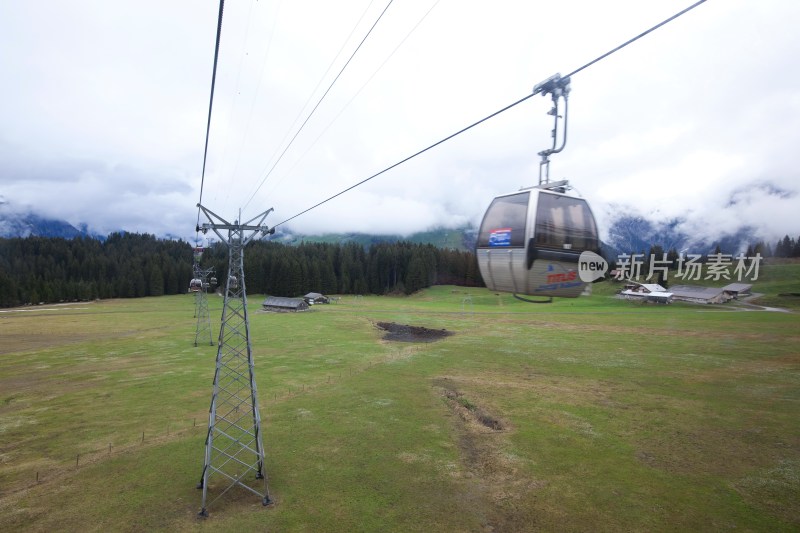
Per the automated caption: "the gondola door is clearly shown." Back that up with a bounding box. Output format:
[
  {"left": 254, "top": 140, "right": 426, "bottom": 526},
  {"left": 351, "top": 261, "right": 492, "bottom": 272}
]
[
  {"left": 476, "top": 191, "right": 530, "bottom": 294},
  {"left": 524, "top": 190, "right": 598, "bottom": 298}
]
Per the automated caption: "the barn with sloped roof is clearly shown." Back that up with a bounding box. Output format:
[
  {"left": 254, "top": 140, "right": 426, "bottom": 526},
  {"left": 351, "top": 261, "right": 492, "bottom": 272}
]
[
  {"left": 669, "top": 285, "right": 727, "bottom": 304},
  {"left": 262, "top": 296, "right": 309, "bottom": 312},
  {"left": 303, "top": 292, "right": 329, "bottom": 305},
  {"left": 722, "top": 283, "right": 752, "bottom": 299}
]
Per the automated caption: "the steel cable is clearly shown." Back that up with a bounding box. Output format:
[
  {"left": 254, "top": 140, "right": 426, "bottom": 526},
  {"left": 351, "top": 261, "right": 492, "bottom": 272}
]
[
  {"left": 242, "top": 0, "right": 395, "bottom": 211},
  {"left": 196, "top": 0, "right": 226, "bottom": 233},
  {"left": 271, "top": 0, "right": 708, "bottom": 229}
]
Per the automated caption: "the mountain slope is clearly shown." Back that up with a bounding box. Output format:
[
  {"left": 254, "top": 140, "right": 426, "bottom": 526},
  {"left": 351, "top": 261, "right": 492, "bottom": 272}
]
[
  {"left": 0, "top": 211, "right": 84, "bottom": 239},
  {"left": 604, "top": 214, "right": 759, "bottom": 257}
]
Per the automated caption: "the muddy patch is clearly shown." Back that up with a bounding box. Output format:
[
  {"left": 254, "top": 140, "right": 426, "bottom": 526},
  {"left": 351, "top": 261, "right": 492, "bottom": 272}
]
[
  {"left": 436, "top": 379, "right": 512, "bottom": 477},
  {"left": 442, "top": 388, "right": 505, "bottom": 431},
  {"left": 375, "top": 322, "right": 453, "bottom": 343},
  {"left": 435, "top": 377, "right": 542, "bottom": 531}
]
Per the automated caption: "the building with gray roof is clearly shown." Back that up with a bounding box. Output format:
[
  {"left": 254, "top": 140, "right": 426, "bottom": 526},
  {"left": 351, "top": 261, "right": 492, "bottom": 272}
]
[
  {"left": 669, "top": 285, "right": 727, "bottom": 304},
  {"left": 262, "top": 296, "right": 309, "bottom": 312},
  {"left": 722, "top": 283, "right": 753, "bottom": 299}
]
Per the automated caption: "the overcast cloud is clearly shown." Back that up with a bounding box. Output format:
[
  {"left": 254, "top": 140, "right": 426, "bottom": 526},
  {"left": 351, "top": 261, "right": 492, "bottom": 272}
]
[{"left": 1, "top": 0, "right": 798, "bottom": 243}]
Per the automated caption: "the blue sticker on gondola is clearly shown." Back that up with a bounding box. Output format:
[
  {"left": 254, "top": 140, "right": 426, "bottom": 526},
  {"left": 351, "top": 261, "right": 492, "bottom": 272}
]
[{"left": 489, "top": 228, "right": 511, "bottom": 246}]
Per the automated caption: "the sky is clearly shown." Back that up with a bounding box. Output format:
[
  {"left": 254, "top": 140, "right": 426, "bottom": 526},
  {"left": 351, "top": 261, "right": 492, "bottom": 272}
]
[{"left": 1, "top": 0, "right": 799, "bottom": 245}]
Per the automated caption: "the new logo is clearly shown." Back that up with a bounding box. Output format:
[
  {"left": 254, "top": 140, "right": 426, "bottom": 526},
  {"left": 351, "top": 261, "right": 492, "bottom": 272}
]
[{"left": 578, "top": 251, "right": 608, "bottom": 282}]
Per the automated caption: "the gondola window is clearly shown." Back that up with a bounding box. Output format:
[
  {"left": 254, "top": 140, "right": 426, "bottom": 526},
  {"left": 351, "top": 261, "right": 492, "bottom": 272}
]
[
  {"left": 534, "top": 192, "right": 597, "bottom": 251},
  {"left": 477, "top": 192, "right": 529, "bottom": 248}
]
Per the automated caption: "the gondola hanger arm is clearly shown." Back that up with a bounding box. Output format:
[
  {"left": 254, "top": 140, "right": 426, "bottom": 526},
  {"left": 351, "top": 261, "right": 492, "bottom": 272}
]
[{"left": 533, "top": 73, "right": 571, "bottom": 185}]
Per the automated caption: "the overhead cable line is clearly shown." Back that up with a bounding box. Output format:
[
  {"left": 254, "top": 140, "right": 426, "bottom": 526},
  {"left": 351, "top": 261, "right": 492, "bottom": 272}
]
[
  {"left": 228, "top": 4, "right": 283, "bottom": 192},
  {"left": 274, "top": 94, "right": 534, "bottom": 229},
  {"left": 242, "top": 0, "right": 395, "bottom": 212},
  {"left": 196, "top": 0, "right": 226, "bottom": 237},
  {"left": 216, "top": 0, "right": 260, "bottom": 187},
  {"left": 245, "top": 0, "right": 376, "bottom": 199},
  {"left": 272, "top": 0, "right": 708, "bottom": 229},
  {"left": 259, "top": 0, "right": 441, "bottom": 203}
]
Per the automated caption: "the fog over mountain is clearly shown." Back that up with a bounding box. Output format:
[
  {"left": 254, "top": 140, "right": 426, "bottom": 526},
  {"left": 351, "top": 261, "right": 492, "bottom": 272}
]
[
  {"left": 0, "top": 196, "right": 106, "bottom": 239},
  {"left": 1, "top": 190, "right": 790, "bottom": 262},
  {"left": 598, "top": 180, "right": 796, "bottom": 256}
]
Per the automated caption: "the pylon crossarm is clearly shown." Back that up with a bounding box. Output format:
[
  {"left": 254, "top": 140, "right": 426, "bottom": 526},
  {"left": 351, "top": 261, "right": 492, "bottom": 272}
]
[
  {"left": 196, "top": 203, "right": 232, "bottom": 227},
  {"left": 196, "top": 204, "right": 233, "bottom": 244},
  {"left": 196, "top": 204, "right": 275, "bottom": 247},
  {"left": 242, "top": 207, "right": 273, "bottom": 227}
]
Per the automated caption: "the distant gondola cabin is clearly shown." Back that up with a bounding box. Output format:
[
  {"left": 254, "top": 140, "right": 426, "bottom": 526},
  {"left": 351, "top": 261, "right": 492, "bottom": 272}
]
[{"left": 189, "top": 279, "right": 203, "bottom": 293}]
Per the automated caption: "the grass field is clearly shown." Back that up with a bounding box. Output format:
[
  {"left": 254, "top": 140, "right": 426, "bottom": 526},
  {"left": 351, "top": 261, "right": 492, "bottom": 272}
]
[{"left": 1, "top": 267, "right": 799, "bottom": 532}]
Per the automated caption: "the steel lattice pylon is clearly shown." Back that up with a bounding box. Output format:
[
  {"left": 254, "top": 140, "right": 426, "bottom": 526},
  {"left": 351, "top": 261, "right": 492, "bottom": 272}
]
[
  {"left": 193, "top": 265, "right": 215, "bottom": 347},
  {"left": 195, "top": 204, "right": 275, "bottom": 517}
]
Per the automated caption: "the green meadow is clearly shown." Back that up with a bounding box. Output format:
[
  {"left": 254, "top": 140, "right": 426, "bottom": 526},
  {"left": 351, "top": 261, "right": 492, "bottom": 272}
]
[{"left": 1, "top": 270, "right": 798, "bottom": 531}]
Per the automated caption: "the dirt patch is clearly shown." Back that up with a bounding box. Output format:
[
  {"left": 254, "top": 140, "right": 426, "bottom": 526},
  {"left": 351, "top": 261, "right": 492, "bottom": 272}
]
[
  {"left": 435, "top": 377, "right": 541, "bottom": 531},
  {"left": 436, "top": 379, "right": 511, "bottom": 470},
  {"left": 442, "top": 388, "right": 505, "bottom": 431},
  {"left": 375, "top": 322, "right": 453, "bottom": 343}
]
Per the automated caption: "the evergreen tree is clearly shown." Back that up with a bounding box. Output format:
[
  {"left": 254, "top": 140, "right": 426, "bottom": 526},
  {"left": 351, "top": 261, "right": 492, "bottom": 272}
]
[
  {"left": 148, "top": 264, "right": 164, "bottom": 297},
  {"left": 776, "top": 235, "right": 793, "bottom": 257},
  {"left": 405, "top": 252, "right": 427, "bottom": 294}
]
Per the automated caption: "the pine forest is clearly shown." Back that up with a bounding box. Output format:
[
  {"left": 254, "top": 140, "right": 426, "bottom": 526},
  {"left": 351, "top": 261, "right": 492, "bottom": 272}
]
[{"left": 0, "top": 233, "right": 481, "bottom": 308}]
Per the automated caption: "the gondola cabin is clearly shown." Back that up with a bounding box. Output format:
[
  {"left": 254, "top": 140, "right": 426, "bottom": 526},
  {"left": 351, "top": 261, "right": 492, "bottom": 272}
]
[
  {"left": 189, "top": 278, "right": 203, "bottom": 293},
  {"left": 476, "top": 183, "right": 598, "bottom": 299},
  {"left": 193, "top": 247, "right": 204, "bottom": 263},
  {"left": 228, "top": 276, "right": 239, "bottom": 290}
]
